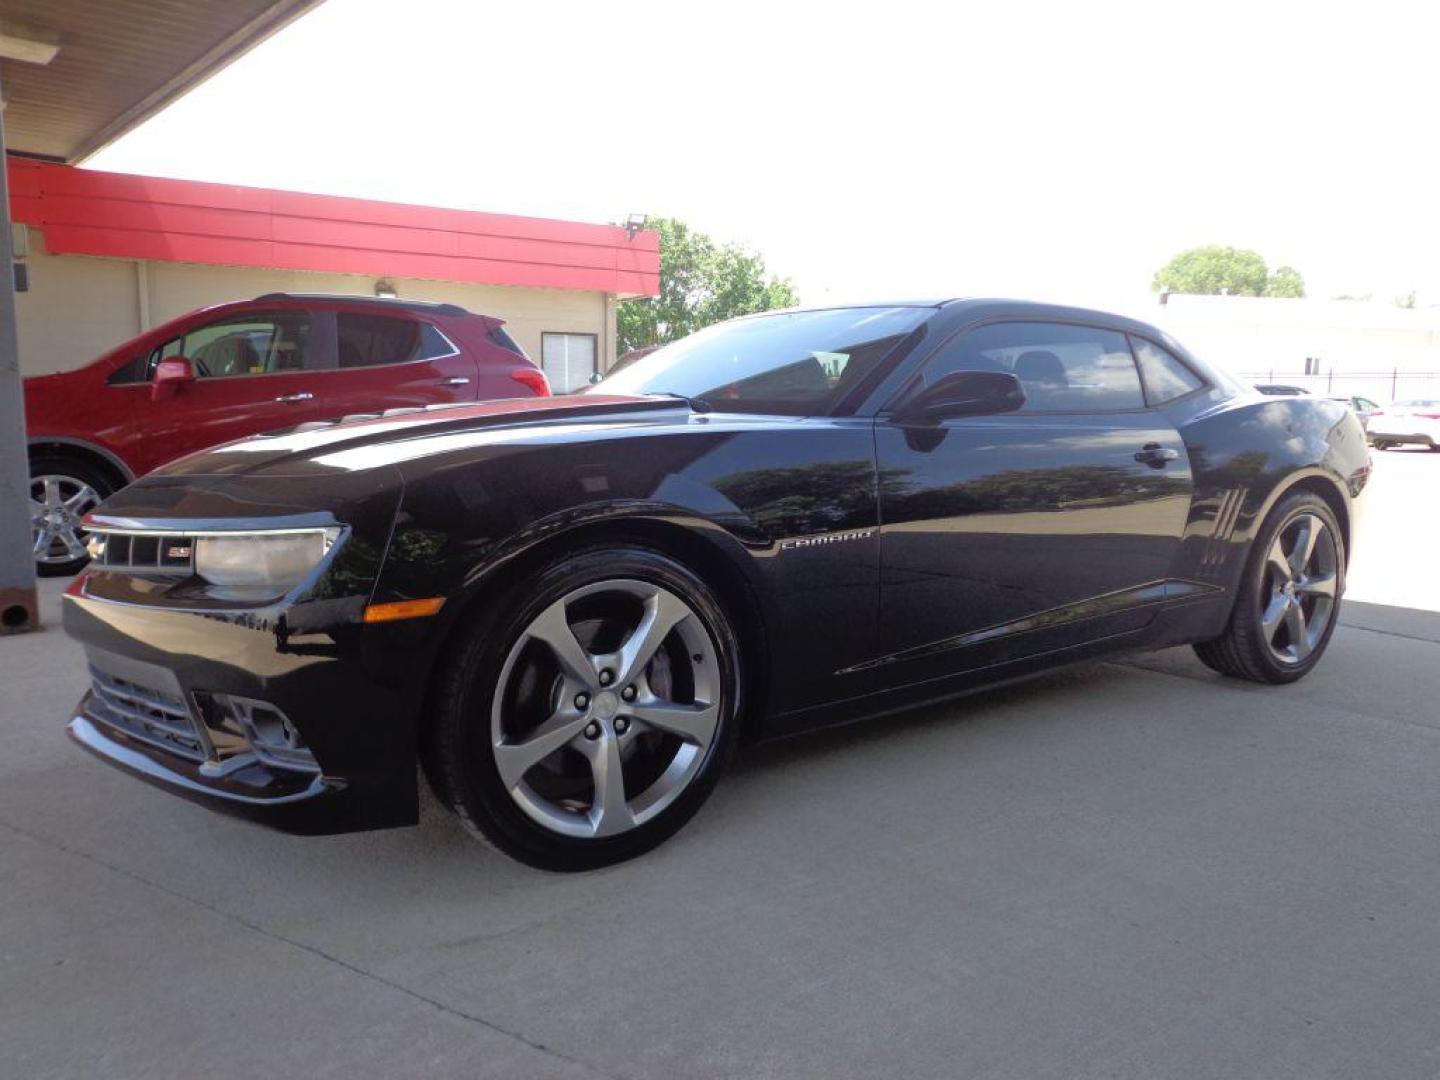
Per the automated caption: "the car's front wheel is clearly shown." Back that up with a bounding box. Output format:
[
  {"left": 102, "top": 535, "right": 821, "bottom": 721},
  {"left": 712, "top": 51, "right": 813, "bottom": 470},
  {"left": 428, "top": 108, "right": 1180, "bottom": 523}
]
[
  {"left": 426, "top": 545, "right": 742, "bottom": 870},
  {"left": 1194, "top": 490, "right": 1345, "bottom": 684}
]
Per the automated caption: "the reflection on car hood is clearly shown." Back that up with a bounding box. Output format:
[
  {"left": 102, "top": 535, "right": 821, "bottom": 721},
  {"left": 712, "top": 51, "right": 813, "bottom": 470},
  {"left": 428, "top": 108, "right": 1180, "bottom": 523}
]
[{"left": 154, "top": 394, "right": 693, "bottom": 478}]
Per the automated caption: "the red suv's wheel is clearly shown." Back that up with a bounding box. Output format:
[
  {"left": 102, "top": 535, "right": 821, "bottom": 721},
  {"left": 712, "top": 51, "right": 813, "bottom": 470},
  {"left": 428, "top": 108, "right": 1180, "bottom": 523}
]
[{"left": 28, "top": 456, "right": 113, "bottom": 577}]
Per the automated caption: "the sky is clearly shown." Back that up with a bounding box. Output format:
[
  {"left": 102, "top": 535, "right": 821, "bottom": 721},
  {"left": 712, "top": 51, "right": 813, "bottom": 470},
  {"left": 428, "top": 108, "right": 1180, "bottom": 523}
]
[{"left": 90, "top": 0, "right": 1440, "bottom": 315}]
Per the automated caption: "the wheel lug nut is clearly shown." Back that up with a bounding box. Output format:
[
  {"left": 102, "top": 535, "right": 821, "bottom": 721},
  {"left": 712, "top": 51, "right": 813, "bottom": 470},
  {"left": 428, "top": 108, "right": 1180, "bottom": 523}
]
[
  {"left": 598, "top": 669, "right": 614, "bottom": 686},
  {"left": 574, "top": 692, "right": 590, "bottom": 710},
  {"left": 615, "top": 717, "right": 629, "bottom": 735},
  {"left": 621, "top": 685, "right": 636, "bottom": 702},
  {"left": 584, "top": 722, "right": 601, "bottom": 739}
]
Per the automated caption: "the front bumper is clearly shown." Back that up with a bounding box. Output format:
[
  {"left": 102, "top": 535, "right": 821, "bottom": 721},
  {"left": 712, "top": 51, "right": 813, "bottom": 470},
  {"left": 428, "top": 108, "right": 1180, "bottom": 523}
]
[
  {"left": 68, "top": 713, "right": 346, "bottom": 834},
  {"left": 63, "top": 583, "right": 428, "bottom": 835}
]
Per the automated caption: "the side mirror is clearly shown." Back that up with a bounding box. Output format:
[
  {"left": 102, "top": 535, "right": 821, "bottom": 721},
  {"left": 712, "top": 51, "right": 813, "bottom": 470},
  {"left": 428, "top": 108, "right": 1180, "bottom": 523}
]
[
  {"left": 151, "top": 357, "right": 196, "bottom": 402},
  {"left": 589, "top": 371, "right": 604, "bottom": 385},
  {"left": 896, "top": 370, "right": 1026, "bottom": 424}
]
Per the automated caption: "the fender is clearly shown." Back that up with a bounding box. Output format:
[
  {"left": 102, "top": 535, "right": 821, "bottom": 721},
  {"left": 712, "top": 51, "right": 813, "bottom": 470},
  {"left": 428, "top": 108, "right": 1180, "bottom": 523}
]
[
  {"left": 379, "top": 497, "right": 769, "bottom": 666},
  {"left": 27, "top": 435, "right": 136, "bottom": 484}
]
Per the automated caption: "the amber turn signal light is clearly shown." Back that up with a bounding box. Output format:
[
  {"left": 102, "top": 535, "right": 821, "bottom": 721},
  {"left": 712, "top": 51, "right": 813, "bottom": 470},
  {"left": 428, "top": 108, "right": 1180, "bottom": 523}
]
[{"left": 363, "top": 597, "right": 446, "bottom": 623}]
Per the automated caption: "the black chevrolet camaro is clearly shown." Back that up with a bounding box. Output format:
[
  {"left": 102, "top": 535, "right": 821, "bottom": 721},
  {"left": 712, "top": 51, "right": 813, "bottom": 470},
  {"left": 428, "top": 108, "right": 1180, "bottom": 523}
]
[{"left": 64, "top": 300, "right": 1370, "bottom": 869}]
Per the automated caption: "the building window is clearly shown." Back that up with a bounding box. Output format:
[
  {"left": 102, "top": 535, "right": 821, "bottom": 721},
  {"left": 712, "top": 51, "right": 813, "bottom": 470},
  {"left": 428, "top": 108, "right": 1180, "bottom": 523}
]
[{"left": 541, "top": 332, "right": 598, "bottom": 393}]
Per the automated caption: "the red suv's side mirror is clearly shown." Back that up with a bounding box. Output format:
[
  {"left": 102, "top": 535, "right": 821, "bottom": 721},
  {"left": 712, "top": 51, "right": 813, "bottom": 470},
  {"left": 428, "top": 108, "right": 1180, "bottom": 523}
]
[{"left": 151, "top": 357, "right": 196, "bottom": 402}]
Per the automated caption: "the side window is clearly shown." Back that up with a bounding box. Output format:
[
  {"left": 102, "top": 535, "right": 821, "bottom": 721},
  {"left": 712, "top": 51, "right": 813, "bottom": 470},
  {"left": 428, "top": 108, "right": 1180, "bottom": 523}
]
[
  {"left": 336, "top": 313, "right": 421, "bottom": 368},
  {"left": 185, "top": 313, "right": 310, "bottom": 378},
  {"left": 113, "top": 315, "right": 310, "bottom": 382},
  {"left": 918, "top": 321, "right": 1144, "bottom": 412},
  {"left": 136, "top": 336, "right": 182, "bottom": 382},
  {"left": 416, "top": 323, "right": 458, "bottom": 361},
  {"left": 1131, "top": 335, "right": 1204, "bottom": 405},
  {"left": 541, "top": 332, "right": 598, "bottom": 393}
]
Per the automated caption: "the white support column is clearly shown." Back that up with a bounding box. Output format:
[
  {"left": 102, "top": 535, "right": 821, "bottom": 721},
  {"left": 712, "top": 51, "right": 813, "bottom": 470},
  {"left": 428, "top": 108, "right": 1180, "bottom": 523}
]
[
  {"left": 136, "top": 260, "right": 150, "bottom": 332},
  {"left": 603, "top": 292, "right": 618, "bottom": 373}
]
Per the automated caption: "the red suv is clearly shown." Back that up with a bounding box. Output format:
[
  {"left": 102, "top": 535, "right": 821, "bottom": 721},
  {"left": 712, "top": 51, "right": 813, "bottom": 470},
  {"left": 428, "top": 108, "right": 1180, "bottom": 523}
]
[{"left": 25, "top": 293, "right": 551, "bottom": 574}]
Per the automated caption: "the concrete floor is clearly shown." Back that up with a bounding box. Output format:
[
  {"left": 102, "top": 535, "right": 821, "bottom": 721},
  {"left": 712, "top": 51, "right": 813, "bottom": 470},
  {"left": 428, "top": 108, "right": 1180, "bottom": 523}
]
[{"left": 3, "top": 451, "right": 1439, "bottom": 1079}]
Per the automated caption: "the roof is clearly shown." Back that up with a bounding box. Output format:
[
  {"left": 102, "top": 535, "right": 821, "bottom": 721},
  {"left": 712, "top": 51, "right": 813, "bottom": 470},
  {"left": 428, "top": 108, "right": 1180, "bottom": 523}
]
[
  {"left": 8, "top": 158, "right": 662, "bottom": 296},
  {"left": 254, "top": 293, "right": 470, "bottom": 316},
  {"left": 0, "top": 0, "right": 326, "bottom": 162}
]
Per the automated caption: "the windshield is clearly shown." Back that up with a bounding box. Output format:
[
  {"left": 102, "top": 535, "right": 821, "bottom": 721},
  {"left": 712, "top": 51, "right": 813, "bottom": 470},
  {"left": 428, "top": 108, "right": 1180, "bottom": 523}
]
[{"left": 589, "top": 306, "right": 931, "bottom": 415}]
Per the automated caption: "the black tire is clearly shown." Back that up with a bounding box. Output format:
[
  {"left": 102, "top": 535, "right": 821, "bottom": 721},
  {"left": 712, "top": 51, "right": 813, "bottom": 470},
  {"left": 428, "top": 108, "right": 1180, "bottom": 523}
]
[
  {"left": 1193, "top": 490, "right": 1345, "bottom": 684},
  {"left": 28, "top": 455, "right": 114, "bottom": 577},
  {"left": 424, "top": 545, "right": 742, "bottom": 871}
]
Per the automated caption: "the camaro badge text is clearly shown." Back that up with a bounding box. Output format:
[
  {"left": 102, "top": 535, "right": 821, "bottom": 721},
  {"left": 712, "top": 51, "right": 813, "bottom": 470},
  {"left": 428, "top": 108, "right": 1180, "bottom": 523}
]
[{"left": 779, "top": 528, "right": 876, "bottom": 551}]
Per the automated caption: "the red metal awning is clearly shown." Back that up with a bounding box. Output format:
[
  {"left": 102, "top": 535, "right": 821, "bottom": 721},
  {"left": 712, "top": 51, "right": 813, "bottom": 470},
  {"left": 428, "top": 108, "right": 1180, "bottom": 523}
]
[{"left": 9, "top": 158, "right": 660, "bottom": 296}]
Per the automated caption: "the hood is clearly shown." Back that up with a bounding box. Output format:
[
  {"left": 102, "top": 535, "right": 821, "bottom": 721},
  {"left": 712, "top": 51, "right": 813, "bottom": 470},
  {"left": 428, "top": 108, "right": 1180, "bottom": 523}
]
[{"left": 154, "top": 394, "right": 695, "bottom": 479}]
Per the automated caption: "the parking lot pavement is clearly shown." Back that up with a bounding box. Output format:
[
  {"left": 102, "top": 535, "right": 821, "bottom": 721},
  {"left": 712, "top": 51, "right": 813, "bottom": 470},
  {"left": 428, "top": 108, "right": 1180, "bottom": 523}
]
[{"left": 5, "top": 450, "right": 1440, "bottom": 1080}]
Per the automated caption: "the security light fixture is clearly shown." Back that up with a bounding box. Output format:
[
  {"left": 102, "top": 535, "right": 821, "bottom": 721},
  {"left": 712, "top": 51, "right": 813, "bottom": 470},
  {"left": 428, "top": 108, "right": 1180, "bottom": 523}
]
[
  {"left": 374, "top": 279, "right": 398, "bottom": 299},
  {"left": 0, "top": 19, "right": 61, "bottom": 65},
  {"left": 625, "top": 213, "right": 648, "bottom": 240}
]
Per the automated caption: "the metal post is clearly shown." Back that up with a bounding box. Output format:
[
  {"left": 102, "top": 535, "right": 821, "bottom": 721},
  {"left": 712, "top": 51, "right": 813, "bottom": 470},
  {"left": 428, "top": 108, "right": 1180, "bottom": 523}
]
[
  {"left": 1392, "top": 368, "right": 1398, "bottom": 401},
  {"left": 0, "top": 67, "right": 40, "bottom": 633}
]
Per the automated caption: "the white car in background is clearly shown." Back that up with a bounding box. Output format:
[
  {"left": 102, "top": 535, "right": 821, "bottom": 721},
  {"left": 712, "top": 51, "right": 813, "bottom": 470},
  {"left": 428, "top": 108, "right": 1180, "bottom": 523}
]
[{"left": 1368, "top": 399, "right": 1440, "bottom": 450}]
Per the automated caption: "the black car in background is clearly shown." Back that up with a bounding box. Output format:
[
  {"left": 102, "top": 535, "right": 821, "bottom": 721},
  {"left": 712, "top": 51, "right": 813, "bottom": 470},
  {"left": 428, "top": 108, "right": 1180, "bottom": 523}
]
[{"left": 63, "top": 300, "right": 1370, "bottom": 869}]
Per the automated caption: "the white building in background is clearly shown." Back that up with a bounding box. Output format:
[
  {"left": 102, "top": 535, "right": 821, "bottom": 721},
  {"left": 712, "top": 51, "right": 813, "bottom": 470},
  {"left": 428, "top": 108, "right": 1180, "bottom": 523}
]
[{"left": 1137, "top": 294, "right": 1440, "bottom": 403}]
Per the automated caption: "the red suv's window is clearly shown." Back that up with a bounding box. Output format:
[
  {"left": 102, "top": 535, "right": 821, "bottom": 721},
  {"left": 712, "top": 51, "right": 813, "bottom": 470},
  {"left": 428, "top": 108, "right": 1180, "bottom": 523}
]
[
  {"left": 336, "top": 313, "right": 424, "bottom": 368},
  {"left": 110, "top": 312, "right": 310, "bottom": 383}
]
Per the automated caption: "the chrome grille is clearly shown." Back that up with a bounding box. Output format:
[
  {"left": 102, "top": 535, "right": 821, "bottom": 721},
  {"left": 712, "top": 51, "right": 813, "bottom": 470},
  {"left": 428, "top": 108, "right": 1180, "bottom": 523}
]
[
  {"left": 87, "top": 666, "right": 206, "bottom": 760},
  {"left": 91, "top": 532, "right": 195, "bottom": 575}
]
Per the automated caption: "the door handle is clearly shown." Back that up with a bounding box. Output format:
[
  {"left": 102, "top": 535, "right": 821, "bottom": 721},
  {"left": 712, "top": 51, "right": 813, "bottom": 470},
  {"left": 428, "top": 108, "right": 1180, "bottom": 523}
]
[
  {"left": 441, "top": 377, "right": 471, "bottom": 386},
  {"left": 274, "top": 392, "right": 314, "bottom": 404},
  {"left": 1134, "top": 442, "right": 1180, "bottom": 468}
]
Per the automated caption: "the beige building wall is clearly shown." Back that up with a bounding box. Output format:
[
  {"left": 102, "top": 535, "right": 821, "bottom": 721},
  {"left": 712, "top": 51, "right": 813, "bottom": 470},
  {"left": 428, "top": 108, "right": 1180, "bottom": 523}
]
[
  {"left": 1147, "top": 293, "right": 1440, "bottom": 403},
  {"left": 15, "top": 227, "right": 614, "bottom": 378}
]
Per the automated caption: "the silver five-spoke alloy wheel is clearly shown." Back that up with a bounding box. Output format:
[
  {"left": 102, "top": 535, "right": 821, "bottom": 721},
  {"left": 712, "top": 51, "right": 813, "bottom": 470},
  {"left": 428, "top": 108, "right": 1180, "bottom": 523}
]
[
  {"left": 29, "top": 474, "right": 102, "bottom": 566},
  {"left": 490, "top": 578, "right": 722, "bottom": 840},
  {"left": 1260, "top": 511, "right": 1338, "bottom": 665}
]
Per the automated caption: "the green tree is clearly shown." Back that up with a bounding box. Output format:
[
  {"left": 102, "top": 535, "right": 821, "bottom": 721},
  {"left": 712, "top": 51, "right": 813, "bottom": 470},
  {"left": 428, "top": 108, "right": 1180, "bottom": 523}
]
[
  {"left": 1264, "top": 265, "right": 1306, "bottom": 298},
  {"left": 617, "top": 218, "right": 798, "bottom": 354},
  {"left": 1152, "top": 246, "right": 1270, "bottom": 296}
]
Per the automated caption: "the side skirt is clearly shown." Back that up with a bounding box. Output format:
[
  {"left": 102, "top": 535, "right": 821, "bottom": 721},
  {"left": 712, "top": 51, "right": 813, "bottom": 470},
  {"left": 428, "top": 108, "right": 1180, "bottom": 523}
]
[{"left": 760, "top": 625, "right": 1155, "bottom": 741}]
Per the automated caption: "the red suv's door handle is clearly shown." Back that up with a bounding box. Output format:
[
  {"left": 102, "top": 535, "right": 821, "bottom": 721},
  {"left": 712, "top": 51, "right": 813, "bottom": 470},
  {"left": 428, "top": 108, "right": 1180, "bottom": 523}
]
[
  {"left": 275, "top": 392, "right": 314, "bottom": 404},
  {"left": 441, "top": 377, "right": 471, "bottom": 387}
]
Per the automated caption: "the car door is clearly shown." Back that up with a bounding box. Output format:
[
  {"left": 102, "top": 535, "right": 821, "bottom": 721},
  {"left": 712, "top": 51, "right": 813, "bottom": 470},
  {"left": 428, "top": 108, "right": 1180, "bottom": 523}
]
[
  {"left": 873, "top": 320, "right": 1194, "bottom": 683},
  {"left": 123, "top": 308, "right": 323, "bottom": 473},
  {"left": 303, "top": 310, "right": 481, "bottom": 419}
]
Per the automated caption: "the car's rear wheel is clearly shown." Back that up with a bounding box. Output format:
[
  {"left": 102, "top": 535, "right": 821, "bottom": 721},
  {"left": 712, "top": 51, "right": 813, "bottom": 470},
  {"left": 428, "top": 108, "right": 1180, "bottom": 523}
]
[
  {"left": 426, "top": 545, "right": 742, "bottom": 870},
  {"left": 29, "top": 456, "right": 112, "bottom": 577},
  {"left": 1194, "top": 491, "right": 1344, "bottom": 684}
]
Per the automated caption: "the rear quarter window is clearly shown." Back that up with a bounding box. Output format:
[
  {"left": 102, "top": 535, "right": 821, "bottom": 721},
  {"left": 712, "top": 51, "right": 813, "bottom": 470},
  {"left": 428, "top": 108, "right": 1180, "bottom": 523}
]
[
  {"left": 1130, "top": 336, "right": 1206, "bottom": 405},
  {"left": 487, "top": 326, "right": 528, "bottom": 358}
]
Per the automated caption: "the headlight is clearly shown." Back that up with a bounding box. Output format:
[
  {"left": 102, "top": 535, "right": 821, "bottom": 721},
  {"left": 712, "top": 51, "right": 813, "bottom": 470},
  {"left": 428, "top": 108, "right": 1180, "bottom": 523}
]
[{"left": 194, "top": 528, "right": 339, "bottom": 598}]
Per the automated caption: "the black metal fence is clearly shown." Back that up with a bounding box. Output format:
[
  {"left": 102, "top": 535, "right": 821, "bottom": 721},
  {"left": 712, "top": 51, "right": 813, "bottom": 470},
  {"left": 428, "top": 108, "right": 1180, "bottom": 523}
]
[{"left": 1238, "top": 370, "right": 1440, "bottom": 402}]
